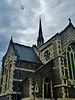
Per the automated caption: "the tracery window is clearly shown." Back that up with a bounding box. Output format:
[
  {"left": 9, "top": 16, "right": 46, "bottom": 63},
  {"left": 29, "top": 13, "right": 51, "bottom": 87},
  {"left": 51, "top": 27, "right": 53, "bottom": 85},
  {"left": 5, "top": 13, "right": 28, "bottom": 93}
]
[
  {"left": 67, "top": 43, "right": 75, "bottom": 80},
  {"left": 44, "top": 50, "right": 50, "bottom": 62}
]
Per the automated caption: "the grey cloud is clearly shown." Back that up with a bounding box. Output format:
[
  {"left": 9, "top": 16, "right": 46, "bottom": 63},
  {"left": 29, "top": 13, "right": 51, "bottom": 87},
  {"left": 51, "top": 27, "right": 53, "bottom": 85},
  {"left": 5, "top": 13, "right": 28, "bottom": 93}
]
[
  {"left": 0, "top": 34, "right": 9, "bottom": 52},
  {"left": 0, "top": 0, "right": 75, "bottom": 70}
]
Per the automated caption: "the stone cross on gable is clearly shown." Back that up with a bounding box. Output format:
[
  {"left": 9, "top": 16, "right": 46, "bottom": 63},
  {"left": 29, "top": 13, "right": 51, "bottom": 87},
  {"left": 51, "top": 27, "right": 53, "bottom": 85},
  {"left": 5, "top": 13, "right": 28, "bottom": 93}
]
[{"left": 68, "top": 18, "right": 71, "bottom": 23}]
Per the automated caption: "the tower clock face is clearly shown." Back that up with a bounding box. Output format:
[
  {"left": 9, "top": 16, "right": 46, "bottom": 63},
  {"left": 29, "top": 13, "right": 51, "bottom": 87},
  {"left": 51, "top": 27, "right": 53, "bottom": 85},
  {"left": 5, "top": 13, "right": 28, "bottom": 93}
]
[{"left": 44, "top": 50, "right": 50, "bottom": 61}]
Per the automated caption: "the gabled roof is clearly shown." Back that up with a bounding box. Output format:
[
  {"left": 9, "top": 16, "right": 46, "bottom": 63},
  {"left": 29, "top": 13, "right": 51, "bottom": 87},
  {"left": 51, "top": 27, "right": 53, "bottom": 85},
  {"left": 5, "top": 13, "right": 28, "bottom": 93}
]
[
  {"left": 37, "top": 20, "right": 75, "bottom": 50},
  {"left": 13, "top": 43, "right": 42, "bottom": 64},
  {"left": 60, "top": 21, "right": 75, "bottom": 34}
]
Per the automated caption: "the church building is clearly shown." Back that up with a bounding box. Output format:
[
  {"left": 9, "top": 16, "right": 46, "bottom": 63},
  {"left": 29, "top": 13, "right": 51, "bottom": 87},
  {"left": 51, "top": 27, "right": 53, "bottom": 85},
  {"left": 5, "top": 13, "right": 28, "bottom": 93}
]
[{"left": 0, "top": 18, "right": 75, "bottom": 100}]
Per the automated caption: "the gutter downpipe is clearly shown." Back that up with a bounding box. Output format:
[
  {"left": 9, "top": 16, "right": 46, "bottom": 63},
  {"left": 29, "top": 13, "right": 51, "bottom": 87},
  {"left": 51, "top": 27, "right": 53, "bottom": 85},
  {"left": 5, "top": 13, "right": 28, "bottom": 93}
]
[{"left": 16, "top": 59, "right": 20, "bottom": 100}]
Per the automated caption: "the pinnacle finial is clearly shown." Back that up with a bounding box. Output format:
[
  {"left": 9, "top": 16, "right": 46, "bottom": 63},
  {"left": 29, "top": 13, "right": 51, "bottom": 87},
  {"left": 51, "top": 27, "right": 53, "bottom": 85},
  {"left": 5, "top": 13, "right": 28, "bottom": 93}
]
[
  {"left": 68, "top": 18, "right": 71, "bottom": 23},
  {"left": 10, "top": 36, "right": 13, "bottom": 42},
  {"left": 39, "top": 16, "right": 42, "bottom": 33},
  {"left": 11, "top": 36, "right": 13, "bottom": 40},
  {"left": 39, "top": 15, "right": 41, "bottom": 25}
]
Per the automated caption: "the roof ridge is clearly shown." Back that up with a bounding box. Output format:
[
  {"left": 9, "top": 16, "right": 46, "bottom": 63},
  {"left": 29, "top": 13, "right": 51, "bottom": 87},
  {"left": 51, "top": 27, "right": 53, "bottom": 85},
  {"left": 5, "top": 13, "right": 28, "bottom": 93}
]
[
  {"left": 60, "top": 22, "right": 75, "bottom": 34},
  {"left": 13, "top": 42, "right": 32, "bottom": 48}
]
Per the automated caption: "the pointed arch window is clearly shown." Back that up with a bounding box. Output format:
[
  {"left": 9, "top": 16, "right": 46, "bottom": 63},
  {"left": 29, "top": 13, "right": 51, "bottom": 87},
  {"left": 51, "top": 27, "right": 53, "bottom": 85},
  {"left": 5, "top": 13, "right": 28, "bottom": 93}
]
[
  {"left": 44, "top": 77, "right": 51, "bottom": 98},
  {"left": 34, "top": 84, "right": 39, "bottom": 98},
  {"left": 67, "top": 43, "right": 75, "bottom": 80}
]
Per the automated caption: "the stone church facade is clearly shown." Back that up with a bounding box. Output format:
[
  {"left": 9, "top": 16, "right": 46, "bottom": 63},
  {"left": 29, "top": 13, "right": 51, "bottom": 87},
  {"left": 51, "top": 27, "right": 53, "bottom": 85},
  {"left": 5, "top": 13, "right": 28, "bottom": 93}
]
[{"left": 0, "top": 18, "right": 75, "bottom": 100}]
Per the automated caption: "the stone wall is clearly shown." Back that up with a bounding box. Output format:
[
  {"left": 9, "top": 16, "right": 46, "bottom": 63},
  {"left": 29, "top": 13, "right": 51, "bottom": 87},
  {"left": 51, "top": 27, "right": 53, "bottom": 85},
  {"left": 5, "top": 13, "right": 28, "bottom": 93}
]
[
  {"left": 22, "top": 61, "right": 53, "bottom": 99},
  {"left": 21, "top": 84, "right": 29, "bottom": 98},
  {"left": 0, "top": 95, "right": 9, "bottom": 100},
  {"left": 69, "top": 87, "right": 75, "bottom": 98},
  {"left": 0, "top": 41, "right": 17, "bottom": 95},
  {"left": 21, "top": 56, "right": 65, "bottom": 99}
]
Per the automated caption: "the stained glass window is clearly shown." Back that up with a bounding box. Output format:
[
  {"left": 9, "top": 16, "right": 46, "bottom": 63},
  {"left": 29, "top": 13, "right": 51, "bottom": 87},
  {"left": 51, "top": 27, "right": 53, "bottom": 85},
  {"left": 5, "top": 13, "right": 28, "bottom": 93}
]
[
  {"left": 67, "top": 43, "right": 75, "bottom": 80},
  {"left": 44, "top": 50, "right": 50, "bottom": 62}
]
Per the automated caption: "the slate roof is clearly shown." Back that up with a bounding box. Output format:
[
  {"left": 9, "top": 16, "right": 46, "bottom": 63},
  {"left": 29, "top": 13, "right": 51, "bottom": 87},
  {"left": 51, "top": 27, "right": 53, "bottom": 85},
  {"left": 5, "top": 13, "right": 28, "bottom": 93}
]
[
  {"left": 60, "top": 21, "right": 75, "bottom": 34},
  {"left": 13, "top": 43, "right": 42, "bottom": 64}
]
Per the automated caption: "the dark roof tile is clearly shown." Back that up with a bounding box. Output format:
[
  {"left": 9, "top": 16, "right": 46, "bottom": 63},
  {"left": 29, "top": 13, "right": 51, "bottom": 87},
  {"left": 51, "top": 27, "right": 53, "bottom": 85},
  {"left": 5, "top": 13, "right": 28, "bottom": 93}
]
[{"left": 13, "top": 43, "right": 42, "bottom": 64}]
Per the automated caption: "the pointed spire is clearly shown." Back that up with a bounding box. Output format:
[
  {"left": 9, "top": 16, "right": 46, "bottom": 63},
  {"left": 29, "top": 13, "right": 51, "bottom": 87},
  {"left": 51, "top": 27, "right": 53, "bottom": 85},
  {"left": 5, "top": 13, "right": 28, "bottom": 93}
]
[
  {"left": 37, "top": 17, "right": 44, "bottom": 48},
  {"left": 39, "top": 16, "right": 42, "bottom": 36}
]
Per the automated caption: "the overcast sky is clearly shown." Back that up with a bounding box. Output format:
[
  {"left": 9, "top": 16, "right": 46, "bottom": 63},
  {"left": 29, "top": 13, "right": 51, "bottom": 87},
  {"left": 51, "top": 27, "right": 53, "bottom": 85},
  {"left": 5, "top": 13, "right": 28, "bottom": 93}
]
[{"left": 0, "top": 0, "right": 75, "bottom": 71}]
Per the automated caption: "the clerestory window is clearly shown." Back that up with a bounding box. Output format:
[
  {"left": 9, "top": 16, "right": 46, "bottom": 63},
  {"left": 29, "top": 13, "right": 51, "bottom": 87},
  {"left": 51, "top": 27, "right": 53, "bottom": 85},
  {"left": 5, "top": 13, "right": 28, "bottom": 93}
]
[{"left": 67, "top": 43, "right": 75, "bottom": 80}]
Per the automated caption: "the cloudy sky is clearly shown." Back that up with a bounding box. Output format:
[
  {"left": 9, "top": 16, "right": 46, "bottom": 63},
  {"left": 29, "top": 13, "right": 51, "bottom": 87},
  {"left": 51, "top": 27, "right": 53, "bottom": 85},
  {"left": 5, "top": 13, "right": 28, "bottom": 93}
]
[{"left": 0, "top": 0, "right": 75, "bottom": 71}]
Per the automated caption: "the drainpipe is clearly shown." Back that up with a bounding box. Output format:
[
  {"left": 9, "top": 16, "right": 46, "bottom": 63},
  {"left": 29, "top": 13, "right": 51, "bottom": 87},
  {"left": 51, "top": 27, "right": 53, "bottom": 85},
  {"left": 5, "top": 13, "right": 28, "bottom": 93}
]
[{"left": 16, "top": 59, "right": 20, "bottom": 100}]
